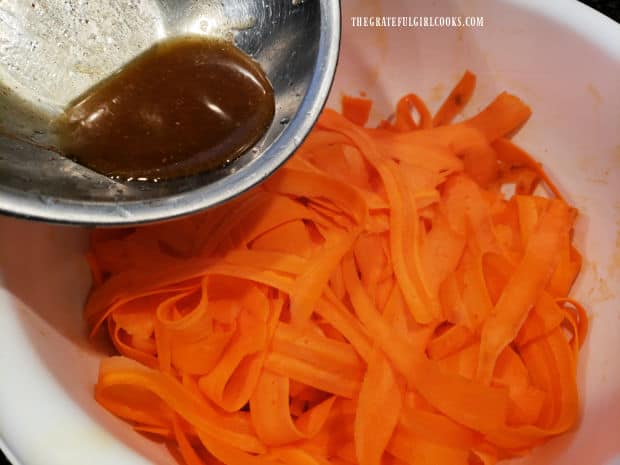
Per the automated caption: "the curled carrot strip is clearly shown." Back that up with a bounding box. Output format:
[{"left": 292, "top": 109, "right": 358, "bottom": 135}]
[
  {"left": 341, "top": 95, "right": 373, "bottom": 127},
  {"left": 433, "top": 70, "right": 477, "bottom": 126},
  {"left": 86, "top": 71, "right": 588, "bottom": 465},
  {"left": 493, "top": 137, "right": 564, "bottom": 200},
  {"left": 556, "top": 297, "right": 589, "bottom": 349},
  {"left": 394, "top": 93, "right": 433, "bottom": 131}
]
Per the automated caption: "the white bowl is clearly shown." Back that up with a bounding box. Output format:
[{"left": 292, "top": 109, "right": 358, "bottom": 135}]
[{"left": 1, "top": 1, "right": 619, "bottom": 464}]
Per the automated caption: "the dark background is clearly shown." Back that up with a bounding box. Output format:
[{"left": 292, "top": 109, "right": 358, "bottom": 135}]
[
  {"left": 584, "top": 0, "right": 620, "bottom": 20},
  {"left": 0, "top": 1, "right": 617, "bottom": 464}
]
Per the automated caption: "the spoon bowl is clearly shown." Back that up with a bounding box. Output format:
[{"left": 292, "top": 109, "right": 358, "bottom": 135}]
[{"left": 0, "top": 0, "right": 340, "bottom": 224}]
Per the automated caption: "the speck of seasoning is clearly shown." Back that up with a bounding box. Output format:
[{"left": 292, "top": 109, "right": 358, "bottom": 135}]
[{"left": 454, "top": 94, "right": 463, "bottom": 106}]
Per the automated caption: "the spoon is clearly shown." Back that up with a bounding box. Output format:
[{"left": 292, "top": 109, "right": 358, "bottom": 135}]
[{"left": 0, "top": 0, "right": 340, "bottom": 224}]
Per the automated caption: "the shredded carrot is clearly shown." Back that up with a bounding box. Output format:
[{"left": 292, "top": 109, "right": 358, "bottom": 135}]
[
  {"left": 394, "top": 93, "right": 433, "bottom": 131},
  {"left": 433, "top": 70, "right": 477, "bottom": 127},
  {"left": 342, "top": 95, "right": 373, "bottom": 127},
  {"left": 86, "top": 70, "right": 588, "bottom": 465}
]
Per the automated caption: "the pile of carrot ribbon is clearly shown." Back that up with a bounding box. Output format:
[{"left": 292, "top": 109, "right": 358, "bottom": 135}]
[{"left": 85, "top": 71, "right": 588, "bottom": 465}]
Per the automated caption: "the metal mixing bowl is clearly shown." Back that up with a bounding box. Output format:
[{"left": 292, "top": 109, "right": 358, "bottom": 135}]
[{"left": 0, "top": 0, "right": 340, "bottom": 224}]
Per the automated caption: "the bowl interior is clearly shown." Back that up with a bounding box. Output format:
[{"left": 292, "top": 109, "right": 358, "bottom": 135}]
[
  {"left": 0, "top": 0, "right": 335, "bottom": 224},
  {"left": 1, "top": 0, "right": 620, "bottom": 464},
  {"left": 330, "top": 4, "right": 620, "bottom": 465}
]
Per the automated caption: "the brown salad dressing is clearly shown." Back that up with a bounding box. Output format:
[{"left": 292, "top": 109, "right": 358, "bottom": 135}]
[{"left": 55, "top": 36, "right": 275, "bottom": 181}]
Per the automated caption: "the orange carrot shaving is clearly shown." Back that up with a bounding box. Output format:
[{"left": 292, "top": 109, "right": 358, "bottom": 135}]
[
  {"left": 342, "top": 95, "right": 373, "bottom": 127},
  {"left": 394, "top": 93, "right": 432, "bottom": 131},
  {"left": 433, "top": 70, "right": 477, "bottom": 126},
  {"left": 86, "top": 70, "right": 588, "bottom": 465}
]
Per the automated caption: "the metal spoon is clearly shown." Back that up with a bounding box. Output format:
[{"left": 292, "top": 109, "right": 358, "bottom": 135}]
[{"left": 0, "top": 0, "right": 340, "bottom": 224}]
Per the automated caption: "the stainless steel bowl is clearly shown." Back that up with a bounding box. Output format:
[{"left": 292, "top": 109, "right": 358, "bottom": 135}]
[{"left": 0, "top": 0, "right": 340, "bottom": 224}]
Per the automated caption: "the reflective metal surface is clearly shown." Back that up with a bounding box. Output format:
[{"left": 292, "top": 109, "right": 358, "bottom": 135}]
[{"left": 0, "top": 0, "right": 340, "bottom": 224}]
